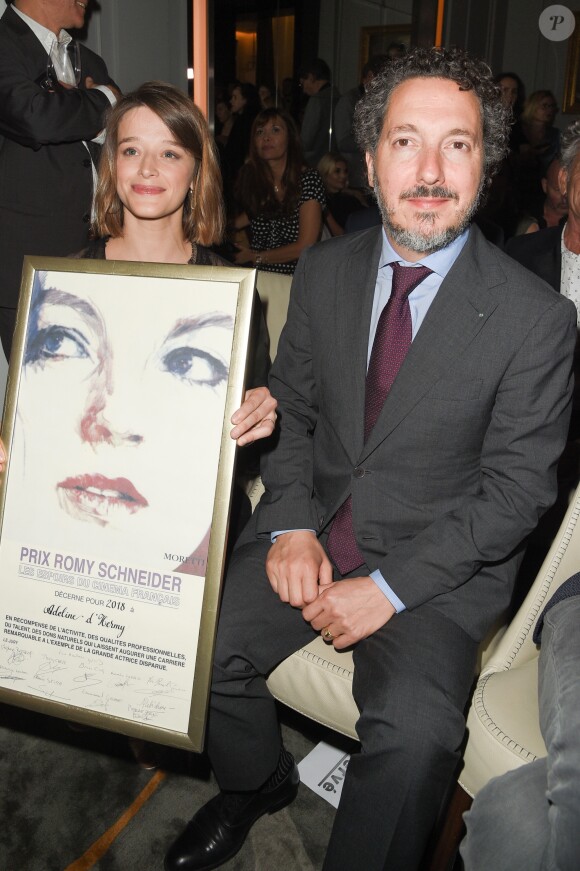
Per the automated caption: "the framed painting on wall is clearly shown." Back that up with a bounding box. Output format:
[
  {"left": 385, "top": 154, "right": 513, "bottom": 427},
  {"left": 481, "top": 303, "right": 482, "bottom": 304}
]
[
  {"left": 562, "top": 12, "right": 580, "bottom": 114},
  {"left": 0, "top": 256, "right": 255, "bottom": 752},
  {"left": 359, "top": 24, "right": 412, "bottom": 76}
]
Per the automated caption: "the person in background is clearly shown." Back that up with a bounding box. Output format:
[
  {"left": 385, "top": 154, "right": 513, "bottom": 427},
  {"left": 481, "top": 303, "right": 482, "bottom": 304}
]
[
  {"left": 461, "top": 573, "right": 580, "bottom": 871},
  {"left": 507, "top": 121, "right": 580, "bottom": 441},
  {"left": 0, "top": 0, "right": 119, "bottom": 360},
  {"left": 232, "top": 107, "right": 325, "bottom": 274},
  {"left": 214, "top": 95, "right": 234, "bottom": 150},
  {"left": 258, "top": 82, "right": 276, "bottom": 110},
  {"left": 298, "top": 57, "right": 339, "bottom": 168},
  {"left": 334, "top": 53, "right": 389, "bottom": 189},
  {"left": 222, "top": 82, "right": 260, "bottom": 206},
  {"left": 512, "top": 90, "right": 561, "bottom": 216},
  {"left": 494, "top": 70, "right": 524, "bottom": 117},
  {"left": 515, "top": 157, "right": 568, "bottom": 235},
  {"left": 317, "top": 151, "right": 368, "bottom": 235}
]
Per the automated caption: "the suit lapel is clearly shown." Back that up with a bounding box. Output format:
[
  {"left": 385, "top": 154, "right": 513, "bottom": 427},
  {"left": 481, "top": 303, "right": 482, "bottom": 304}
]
[
  {"left": 360, "top": 227, "right": 503, "bottom": 461},
  {"left": 4, "top": 5, "right": 54, "bottom": 74},
  {"left": 334, "top": 228, "right": 383, "bottom": 459}
]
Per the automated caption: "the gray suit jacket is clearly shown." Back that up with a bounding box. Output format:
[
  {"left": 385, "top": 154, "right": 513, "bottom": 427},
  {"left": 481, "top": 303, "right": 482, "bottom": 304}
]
[{"left": 253, "top": 225, "right": 576, "bottom": 640}]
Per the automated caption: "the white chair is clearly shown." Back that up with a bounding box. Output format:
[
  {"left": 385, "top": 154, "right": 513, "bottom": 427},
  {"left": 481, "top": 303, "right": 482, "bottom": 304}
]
[
  {"left": 458, "top": 490, "right": 580, "bottom": 798},
  {"left": 255, "top": 271, "right": 292, "bottom": 361}
]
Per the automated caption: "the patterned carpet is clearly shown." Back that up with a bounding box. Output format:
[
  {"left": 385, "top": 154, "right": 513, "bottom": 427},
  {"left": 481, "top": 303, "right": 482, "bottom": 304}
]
[{"left": 0, "top": 702, "right": 344, "bottom": 871}]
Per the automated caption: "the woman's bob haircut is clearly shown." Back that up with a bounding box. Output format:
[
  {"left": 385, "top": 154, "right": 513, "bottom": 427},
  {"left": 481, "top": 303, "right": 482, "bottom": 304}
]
[{"left": 93, "top": 81, "right": 225, "bottom": 246}]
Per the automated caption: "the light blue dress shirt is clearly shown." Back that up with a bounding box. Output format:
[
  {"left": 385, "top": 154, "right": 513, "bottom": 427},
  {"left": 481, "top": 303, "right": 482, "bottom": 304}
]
[{"left": 273, "top": 227, "right": 470, "bottom": 612}]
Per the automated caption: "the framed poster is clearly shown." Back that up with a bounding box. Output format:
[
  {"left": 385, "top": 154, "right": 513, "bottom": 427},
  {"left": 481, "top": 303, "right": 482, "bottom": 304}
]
[
  {"left": 562, "top": 12, "right": 580, "bottom": 114},
  {"left": 0, "top": 256, "right": 256, "bottom": 752},
  {"left": 359, "top": 24, "right": 412, "bottom": 77}
]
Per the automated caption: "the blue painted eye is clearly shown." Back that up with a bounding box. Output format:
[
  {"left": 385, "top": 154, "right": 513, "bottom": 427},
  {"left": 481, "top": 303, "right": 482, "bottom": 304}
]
[{"left": 163, "top": 347, "right": 227, "bottom": 386}]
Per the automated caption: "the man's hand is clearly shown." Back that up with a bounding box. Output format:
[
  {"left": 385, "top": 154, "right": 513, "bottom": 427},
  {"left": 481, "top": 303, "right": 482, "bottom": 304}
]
[
  {"left": 302, "top": 576, "right": 396, "bottom": 649},
  {"left": 266, "top": 531, "right": 333, "bottom": 608},
  {"left": 84, "top": 76, "right": 122, "bottom": 100},
  {"left": 0, "top": 438, "right": 5, "bottom": 473},
  {"left": 231, "top": 386, "right": 277, "bottom": 446}
]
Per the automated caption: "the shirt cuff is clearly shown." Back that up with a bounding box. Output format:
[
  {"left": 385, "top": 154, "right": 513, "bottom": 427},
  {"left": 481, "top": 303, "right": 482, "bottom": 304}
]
[
  {"left": 369, "top": 570, "right": 406, "bottom": 612},
  {"left": 94, "top": 84, "right": 117, "bottom": 106},
  {"left": 271, "top": 529, "right": 316, "bottom": 543}
]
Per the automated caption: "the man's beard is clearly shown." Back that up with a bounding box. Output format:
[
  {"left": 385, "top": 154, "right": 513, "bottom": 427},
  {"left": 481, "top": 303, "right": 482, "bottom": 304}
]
[{"left": 373, "top": 172, "right": 484, "bottom": 255}]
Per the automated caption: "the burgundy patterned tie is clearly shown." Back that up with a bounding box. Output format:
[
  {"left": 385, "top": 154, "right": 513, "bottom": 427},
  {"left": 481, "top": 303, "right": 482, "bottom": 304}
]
[{"left": 326, "top": 262, "right": 432, "bottom": 575}]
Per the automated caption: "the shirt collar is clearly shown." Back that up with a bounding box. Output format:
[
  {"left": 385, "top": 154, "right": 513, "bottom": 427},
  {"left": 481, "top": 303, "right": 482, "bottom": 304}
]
[
  {"left": 379, "top": 226, "right": 470, "bottom": 278},
  {"left": 12, "top": 5, "right": 70, "bottom": 53}
]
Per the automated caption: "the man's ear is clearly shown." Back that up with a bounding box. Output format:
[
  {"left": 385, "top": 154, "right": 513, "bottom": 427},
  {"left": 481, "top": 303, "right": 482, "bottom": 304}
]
[
  {"left": 365, "top": 152, "right": 374, "bottom": 188},
  {"left": 558, "top": 166, "right": 568, "bottom": 197}
]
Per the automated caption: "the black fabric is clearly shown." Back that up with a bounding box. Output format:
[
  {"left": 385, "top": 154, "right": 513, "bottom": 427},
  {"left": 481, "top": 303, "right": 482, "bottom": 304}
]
[
  {"left": 533, "top": 572, "right": 580, "bottom": 644},
  {"left": 0, "top": 5, "right": 117, "bottom": 307}
]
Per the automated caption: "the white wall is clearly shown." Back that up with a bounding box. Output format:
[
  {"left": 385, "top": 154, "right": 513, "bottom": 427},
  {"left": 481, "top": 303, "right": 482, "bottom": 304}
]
[
  {"left": 81, "top": 0, "right": 189, "bottom": 94},
  {"left": 502, "top": 0, "right": 580, "bottom": 132}
]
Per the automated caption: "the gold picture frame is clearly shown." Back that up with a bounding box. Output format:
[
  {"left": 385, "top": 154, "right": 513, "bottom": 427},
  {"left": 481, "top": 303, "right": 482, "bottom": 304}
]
[
  {"left": 562, "top": 12, "right": 580, "bottom": 114},
  {"left": 0, "top": 256, "right": 256, "bottom": 752},
  {"left": 359, "top": 24, "right": 412, "bottom": 77}
]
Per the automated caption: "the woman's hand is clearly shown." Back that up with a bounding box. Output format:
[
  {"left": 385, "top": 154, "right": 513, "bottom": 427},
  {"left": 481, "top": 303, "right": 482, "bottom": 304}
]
[
  {"left": 231, "top": 387, "right": 277, "bottom": 445},
  {"left": 233, "top": 246, "right": 254, "bottom": 265}
]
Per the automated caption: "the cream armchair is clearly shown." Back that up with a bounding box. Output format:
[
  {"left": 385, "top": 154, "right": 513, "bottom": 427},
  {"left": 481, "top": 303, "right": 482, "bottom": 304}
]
[{"left": 458, "top": 487, "right": 580, "bottom": 798}]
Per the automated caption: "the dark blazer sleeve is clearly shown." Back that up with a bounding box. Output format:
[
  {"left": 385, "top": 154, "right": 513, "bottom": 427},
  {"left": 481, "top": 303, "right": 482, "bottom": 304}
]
[{"left": 0, "top": 9, "right": 115, "bottom": 148}]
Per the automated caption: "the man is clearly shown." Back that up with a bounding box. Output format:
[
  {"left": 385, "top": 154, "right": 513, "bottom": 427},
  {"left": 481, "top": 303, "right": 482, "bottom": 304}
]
[
  {"left": 334, "top": 53, "right": 388, "bottom": 189},
  {"left": 165, "top": 48, "right": 576, "bottom": 871},
  {"left": 0, "top": 0, "right": 118, "bottom": 359},
  {"left": 507, "top": 122, "right": 580, "bottom": 438},
  {"left": 461, "top": 574, "right": 580, "bottom": 871},
  {"left": 506, "top": 121, "right": 580, "bottom": 299},
  {"left": 299, "top": 57, "right": 339, "bottom": 168}
]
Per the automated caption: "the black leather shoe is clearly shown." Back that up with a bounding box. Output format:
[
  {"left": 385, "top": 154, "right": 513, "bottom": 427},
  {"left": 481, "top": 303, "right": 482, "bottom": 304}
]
[{"left": 164, "top": 760, "right": 300, "bottom": 871}]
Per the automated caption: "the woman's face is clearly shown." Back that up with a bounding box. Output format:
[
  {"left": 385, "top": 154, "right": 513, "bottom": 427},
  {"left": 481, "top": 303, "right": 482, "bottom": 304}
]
[
  {"left": 533, "top": 95, "right": 558, "bottom": 124},
  {"left": 16, "top": 271, "right": 234, "bottom": 566},
  {"left": 115, "top": 106, "right": 196, "bottom": 228},
  {"left": 498, "top": 77, "right": 518, "bottom": 109},
  {"left": 230, "top": 88, "right": 246, "bottom": 114},
  {"left": 216, "top": 101, "right": 231, "bottom": 125},
  {"left": 326, "top": 161, "right": 348, "bottom": 194},
  {"left": 254, "top": 116, "right": 289, "bottom": 163}
]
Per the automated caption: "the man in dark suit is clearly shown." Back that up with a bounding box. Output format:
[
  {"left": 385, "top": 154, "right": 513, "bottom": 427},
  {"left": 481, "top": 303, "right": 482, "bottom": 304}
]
[
  {"left": 0, "top": 0, "right": 118, "bottom": 359},
  {"left": 506, "top": 121, "right": 580, "bottom": 439},
  {"left": 165, "top": 49, "right": 576, "bottom": 871},
  {"left": 506, "top": 120, "right": 580, "bottom": 297}
]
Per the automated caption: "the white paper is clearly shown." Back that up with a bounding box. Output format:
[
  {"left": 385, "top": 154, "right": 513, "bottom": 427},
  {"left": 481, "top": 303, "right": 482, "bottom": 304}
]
[{"left": 298, "top": 741, "right": 350, "bottom": 809}]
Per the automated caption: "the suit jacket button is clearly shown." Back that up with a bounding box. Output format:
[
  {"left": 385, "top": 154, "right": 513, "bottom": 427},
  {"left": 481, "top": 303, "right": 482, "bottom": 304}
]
[
  {"left": 83, "top": 158, "right": 92, "bottom": 168},
  {"left": 82, "top": 213, "right": 90, "bottom": 223},
  {"left": 353, "top": 467, "right": 365, "bottom": 478}
]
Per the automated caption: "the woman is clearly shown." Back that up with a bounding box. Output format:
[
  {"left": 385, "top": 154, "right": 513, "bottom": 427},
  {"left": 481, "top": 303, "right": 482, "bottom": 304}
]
[
  {"left": 222, "top": 82, "right": 260, "bottom": 201},
  {"left": 512, "top": 90, "right": 561, "bottom": 216},
  {"left": 232, "top": 107, "right": 325, "bottom": 273},
  {"left": 494, "top": 71, "right": 524, "bottom": 116},
  {"left": 317, "top": 151, "right": 368, "bottom": 235},
  {"left": 9, "top": 82, "right": 275, "bottom": 574}
]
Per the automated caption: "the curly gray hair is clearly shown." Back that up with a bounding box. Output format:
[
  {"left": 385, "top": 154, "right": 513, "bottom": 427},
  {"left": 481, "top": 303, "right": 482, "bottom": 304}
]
[
  {"left": 560, "top": 120, "right": 580, "bottom": 175},
  {"left": 354, "top": 46, "right": 510, "bottom": 189}
]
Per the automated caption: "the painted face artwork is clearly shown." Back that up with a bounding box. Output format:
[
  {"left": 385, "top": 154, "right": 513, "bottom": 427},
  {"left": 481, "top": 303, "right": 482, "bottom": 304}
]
[{"left": 12, "top": 270, "right": 235, "bottom": 570}]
